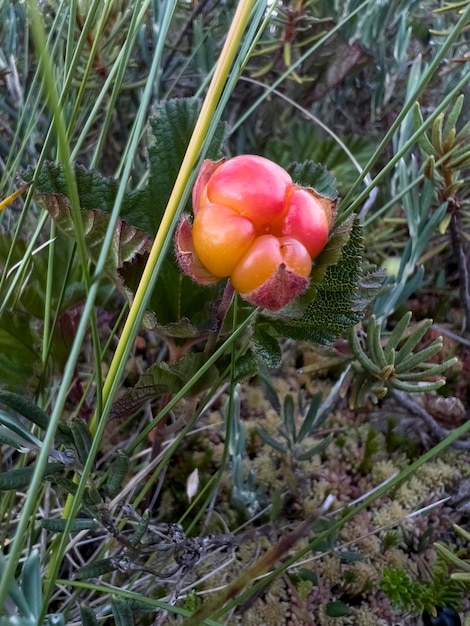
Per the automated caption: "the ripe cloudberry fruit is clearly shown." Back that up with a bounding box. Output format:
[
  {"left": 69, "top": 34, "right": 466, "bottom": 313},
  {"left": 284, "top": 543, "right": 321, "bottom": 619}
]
[{"left": 175, "top": 155, "right": 335, "bottom": 310}]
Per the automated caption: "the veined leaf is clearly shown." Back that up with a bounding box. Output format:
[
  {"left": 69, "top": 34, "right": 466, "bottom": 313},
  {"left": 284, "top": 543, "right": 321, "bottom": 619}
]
[
  {"left": 251, "top": 327, "right": 282, "bottom": 369},
  {"left": 109, "top": 352, "right": 219, "bottom": 420},
  {"left": 269, "top": 219, "right": 383, "bottom": 344},
  {"left": 0, "top": 463, "right": 65, "bottom": 491},
  {"left": 25, "top": 98, "right": 227, "bottom": 334},
  {"left": 288, "top": 160, "right": 338, "bottom": 200}
]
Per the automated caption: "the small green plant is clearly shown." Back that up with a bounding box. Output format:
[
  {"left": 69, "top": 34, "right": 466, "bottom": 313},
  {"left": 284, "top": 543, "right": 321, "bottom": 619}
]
[
  {"left": 381, "top": 552, "right": 468, "bottom": 617},
  {"left": 0, "top": 550, "right": 65, "bottom": 626},
  {"left": 257, "top": 389, "right": 334, "bottom": 463},
  {"left": 348, "top": 312, "right": 457, "bottom": 407}
]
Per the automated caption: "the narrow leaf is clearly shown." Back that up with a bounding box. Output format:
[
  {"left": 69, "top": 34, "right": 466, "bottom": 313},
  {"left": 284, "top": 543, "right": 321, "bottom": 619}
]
[
  {"left": 256, "top": 429, "right": 286, "bottom": 453},
  {"left": 443, "top": 94, "right": 464, "bottom": 140},
  {"left": 296, "top": 433, "right": 333, "bottom": 461},
  {"left": 111, "top": 595, "right": 134, "bottom": 626},
  {"left": 74, "top": 558, "right": 116, "bottom": 580},
  {"left": 297, "top": 392, "right": 323, "bottom": 441},
  {"left": 70, "top": 418, "right": 93, "bottom": 467},
  {"left": 80, "top": 604, "right": 99, "bottom": 626},
  {"left": 0, "top": 391, "right": 72, "bottom": 446},
  {"left": 384, "top": 312, "right": 412, "bottom": 357},
  {"left": 41, "top": 518, "right": 99, "bottom": 532},
  {"left": 21, "top": 550, "right": 42, "bottom": 617},
  {"left": 251, "top": 327, "right": 282, "bottom": 369},
  {"left": 105, "top": 451, "right": 130, "bottom": 499},
  {"left": 0, "top": 464, "right": 65, "bottom": 491}
]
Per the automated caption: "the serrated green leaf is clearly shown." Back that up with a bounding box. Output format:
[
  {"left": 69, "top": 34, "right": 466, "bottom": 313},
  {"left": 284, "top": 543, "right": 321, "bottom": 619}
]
[
  {"left": 233, "top": 352, "right": 260, "bottom": 382},
  {"left": 34, "top": 183, "right": 153, "bottom": 280},
  {"left": 0, "top": 463, "right": 65, "bottom": 490},
  {"left": 147, "top": 98, "right": 227, "bottom": 220},
  {"left": 251, "top": 327, "right": 282, "bottom": 369},
  {"left": 269, "top": 220, "right": 383, "bottom": 345},
  {"left": 109, "top": 353, "right": 219, "bottom": 420},
  {"left": 145, "top": 256, "right": 223, "bottom": 332},
  {"left": 24, "top": 98, "right": 227, "bottom": 336},
  {"left": 21, "top": 550, "right": 42, "bottom": 617},
  {"left": 287, "top": 160, "right": 338, "bottom": 199},
  {"left": 41, "top": 518, "right": 98, "bottom": 532}
]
